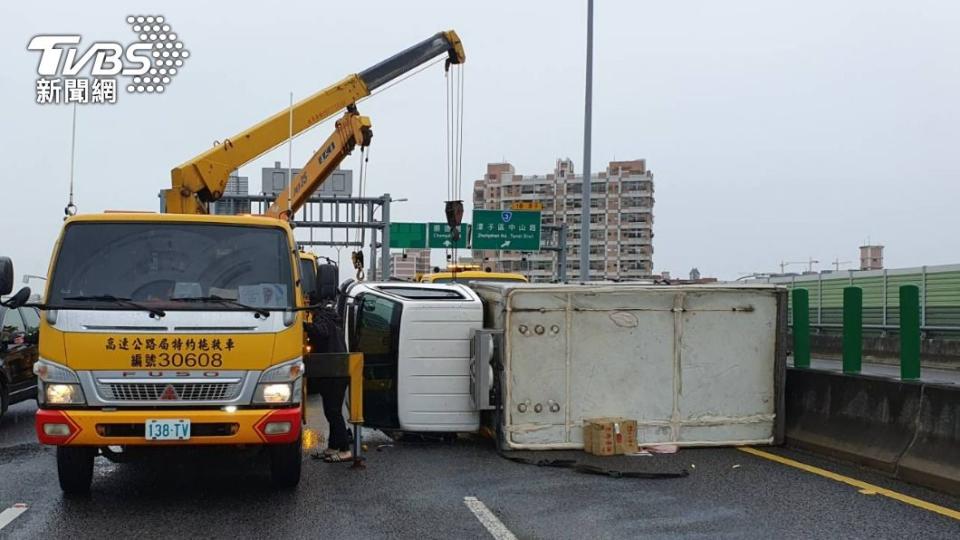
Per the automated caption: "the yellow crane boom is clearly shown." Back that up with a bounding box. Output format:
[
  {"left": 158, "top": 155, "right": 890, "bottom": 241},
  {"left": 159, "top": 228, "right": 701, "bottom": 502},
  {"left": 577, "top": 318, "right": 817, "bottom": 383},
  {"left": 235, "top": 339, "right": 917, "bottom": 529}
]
[
  {"left": 163, "top": 31, "right": 465, "bottom": 214},
  {"left": 265, "top": 108, "right": 372, "bottom": 220}
]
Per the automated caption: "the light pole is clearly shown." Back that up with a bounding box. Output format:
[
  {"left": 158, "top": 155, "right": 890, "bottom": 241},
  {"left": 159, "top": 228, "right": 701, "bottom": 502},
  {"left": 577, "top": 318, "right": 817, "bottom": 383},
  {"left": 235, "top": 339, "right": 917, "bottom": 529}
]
[{"left": 579, "top": 0, "right": 594, "bottom": 282}]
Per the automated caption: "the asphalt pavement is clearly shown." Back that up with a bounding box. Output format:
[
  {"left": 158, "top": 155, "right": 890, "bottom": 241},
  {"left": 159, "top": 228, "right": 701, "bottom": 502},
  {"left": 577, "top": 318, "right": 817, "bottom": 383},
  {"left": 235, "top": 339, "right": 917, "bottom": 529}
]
[
  {"left": 794, "top": 357, "right": 960, "bottom": 385},
  {"left": 1, "top": 397, "right": 958, "bottom": 539}
]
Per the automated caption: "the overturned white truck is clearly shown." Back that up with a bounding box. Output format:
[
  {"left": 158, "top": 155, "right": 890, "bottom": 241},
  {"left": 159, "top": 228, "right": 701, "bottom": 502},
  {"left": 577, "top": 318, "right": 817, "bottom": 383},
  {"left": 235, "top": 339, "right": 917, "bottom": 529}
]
[{"left": 338, "top": 281, "right": 787, "bottom": 449}]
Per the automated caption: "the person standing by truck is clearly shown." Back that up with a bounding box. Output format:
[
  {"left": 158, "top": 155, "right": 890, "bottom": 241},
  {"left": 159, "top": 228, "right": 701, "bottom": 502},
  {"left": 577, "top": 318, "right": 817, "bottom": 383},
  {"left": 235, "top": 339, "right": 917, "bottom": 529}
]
[{"left": 305, "top": 305, "right": 353, "bottom": 462}]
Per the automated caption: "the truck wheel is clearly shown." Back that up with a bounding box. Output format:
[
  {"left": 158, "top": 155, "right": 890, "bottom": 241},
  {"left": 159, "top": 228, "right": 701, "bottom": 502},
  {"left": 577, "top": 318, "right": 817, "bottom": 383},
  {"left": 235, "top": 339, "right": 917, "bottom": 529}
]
[
  {"left": 269, "top": 435, "right": 302, "bottom": 489},
  {"left": 57, "top": 446, "right": 95, "bottom": 495}
]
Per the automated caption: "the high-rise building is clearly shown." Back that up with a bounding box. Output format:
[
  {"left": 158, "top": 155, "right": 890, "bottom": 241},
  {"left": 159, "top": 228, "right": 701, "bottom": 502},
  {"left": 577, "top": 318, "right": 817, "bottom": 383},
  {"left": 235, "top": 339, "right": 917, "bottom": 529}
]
[
  {"left": 472, "top": 158, "right": 654, "bottom": 281},
  {"left": 211, "top": 171, "right": 250, "bottom": 215},
  {"left": 390, "top": 249, "right": 432, "bottom": 280}
]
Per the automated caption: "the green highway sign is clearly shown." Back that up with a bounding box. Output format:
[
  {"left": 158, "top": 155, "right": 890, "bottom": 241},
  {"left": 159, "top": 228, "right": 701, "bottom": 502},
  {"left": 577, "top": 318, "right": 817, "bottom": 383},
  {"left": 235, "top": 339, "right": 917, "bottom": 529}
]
[
  {"left": 428, "top": 223, "right": 470, "bottom": 249},
  {"left": 388, "top": 222, "right": 427, "bottom": 249},
  {"left": 471, "top": 209, "right": 541, "bottom": 251}
]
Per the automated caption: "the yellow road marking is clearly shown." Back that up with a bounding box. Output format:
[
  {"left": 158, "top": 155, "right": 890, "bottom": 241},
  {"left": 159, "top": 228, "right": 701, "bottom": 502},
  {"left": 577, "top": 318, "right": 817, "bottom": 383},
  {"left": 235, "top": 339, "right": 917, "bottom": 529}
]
[{"left": 738, "top": 447, "right": 960, "bottom": 521}]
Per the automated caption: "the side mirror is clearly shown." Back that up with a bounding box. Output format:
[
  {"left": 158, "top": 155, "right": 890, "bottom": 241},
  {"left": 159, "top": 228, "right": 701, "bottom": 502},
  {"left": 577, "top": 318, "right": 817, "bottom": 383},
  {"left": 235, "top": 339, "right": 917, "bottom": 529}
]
[
  {"left": 0, "top": 257, "right": 13, "bottom": 296},
  {"left": 316, "top": 264, "right": 338, "bottom": 303},
  {"left": 2, "top": 287, "right": 31, "bottom": 309}
]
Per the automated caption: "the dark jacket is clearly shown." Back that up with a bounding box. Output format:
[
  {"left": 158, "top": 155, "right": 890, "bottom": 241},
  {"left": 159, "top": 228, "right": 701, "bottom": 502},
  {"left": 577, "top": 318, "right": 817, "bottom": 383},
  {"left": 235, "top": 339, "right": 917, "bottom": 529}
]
[{"left": 305, "top": 307, "right": 347, "bottom": 354}]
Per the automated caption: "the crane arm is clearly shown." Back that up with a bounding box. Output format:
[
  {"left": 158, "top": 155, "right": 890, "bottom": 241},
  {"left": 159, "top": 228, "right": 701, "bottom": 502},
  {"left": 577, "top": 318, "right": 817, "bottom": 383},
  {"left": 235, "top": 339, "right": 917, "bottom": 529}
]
[
  {"left": 164, "top": 30, "right": 464, "bottom": 214},
  {"left": 264, "top": 109, "right": 372, "bottom": 220}
]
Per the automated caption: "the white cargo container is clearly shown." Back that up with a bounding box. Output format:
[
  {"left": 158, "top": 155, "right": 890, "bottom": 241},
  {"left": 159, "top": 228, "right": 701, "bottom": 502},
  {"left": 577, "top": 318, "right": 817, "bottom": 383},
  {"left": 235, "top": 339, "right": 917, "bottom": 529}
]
[{"left": 471, "top": 283, "right": 787, "bottom": 450}]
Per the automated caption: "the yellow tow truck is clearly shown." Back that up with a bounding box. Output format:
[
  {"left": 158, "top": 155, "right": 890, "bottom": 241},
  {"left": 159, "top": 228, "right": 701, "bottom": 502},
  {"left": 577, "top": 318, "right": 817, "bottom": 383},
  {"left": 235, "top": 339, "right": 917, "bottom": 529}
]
[
  {"left": 29, "top": 31, "right": 465, "bottom": 493},
  {"left": 417, "top": 264, "right": 528, "bottom": 284}
]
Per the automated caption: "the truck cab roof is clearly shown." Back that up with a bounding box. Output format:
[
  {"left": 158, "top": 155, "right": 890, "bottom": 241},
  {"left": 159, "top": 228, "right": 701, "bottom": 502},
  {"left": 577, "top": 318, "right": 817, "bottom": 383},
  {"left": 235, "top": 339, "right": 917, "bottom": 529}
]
[{"left": 64, "top": 212, "right": 290, "bottom": 228}]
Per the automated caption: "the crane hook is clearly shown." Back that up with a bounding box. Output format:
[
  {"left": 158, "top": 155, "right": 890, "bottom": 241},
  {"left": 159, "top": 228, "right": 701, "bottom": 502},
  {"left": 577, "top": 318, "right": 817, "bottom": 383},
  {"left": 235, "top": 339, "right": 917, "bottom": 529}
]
[{"left": 351, "top": 251, "right": 365, "bottom": 281}]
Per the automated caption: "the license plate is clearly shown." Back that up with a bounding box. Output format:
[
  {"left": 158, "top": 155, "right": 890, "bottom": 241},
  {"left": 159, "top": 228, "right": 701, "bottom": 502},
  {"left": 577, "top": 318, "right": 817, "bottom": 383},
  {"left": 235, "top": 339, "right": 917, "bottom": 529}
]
[{"left": 145, "top": 419, "right": 191, "bottom": 441}]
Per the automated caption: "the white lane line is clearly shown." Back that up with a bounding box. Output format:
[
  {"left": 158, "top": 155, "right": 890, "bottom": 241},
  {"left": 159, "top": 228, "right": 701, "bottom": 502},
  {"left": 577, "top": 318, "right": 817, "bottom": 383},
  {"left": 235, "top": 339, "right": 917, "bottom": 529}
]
[
  {"left": 0, "top": 503, "right": 28, "bottom": 531},
  {"left": 463, "top": 496, "right": 517, "bottom": 540}
]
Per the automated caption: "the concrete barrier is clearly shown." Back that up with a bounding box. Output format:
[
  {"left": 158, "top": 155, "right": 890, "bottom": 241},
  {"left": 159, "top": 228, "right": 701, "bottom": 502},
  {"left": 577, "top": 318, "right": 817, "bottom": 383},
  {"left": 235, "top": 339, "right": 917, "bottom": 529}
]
[
  {"left": 785, "top": 367, "right": 960, "bottom": 496},
  {"left": 897, "top": 384, "right": 960, "bottom": 495}
]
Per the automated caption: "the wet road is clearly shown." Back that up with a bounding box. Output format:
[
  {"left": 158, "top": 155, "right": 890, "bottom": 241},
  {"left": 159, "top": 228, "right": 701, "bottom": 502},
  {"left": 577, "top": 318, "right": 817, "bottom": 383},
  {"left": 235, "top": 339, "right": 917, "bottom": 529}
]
[{"left": 1, "top": 398, "right": 958, "bottom": 539}]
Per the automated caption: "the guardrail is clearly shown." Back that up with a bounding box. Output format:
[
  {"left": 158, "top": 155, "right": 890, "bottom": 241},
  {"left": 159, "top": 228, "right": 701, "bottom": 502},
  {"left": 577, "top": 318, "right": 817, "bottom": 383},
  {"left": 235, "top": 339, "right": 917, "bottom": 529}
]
[{"left": 792, "top": 285, "right": 922, "bottom": 380}]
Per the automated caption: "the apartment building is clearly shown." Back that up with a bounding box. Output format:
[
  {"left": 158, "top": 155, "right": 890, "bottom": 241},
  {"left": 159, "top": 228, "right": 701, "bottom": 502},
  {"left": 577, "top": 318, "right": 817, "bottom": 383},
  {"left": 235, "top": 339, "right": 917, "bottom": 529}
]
[
  {"left": 472, "top": 158, "right": 654, "bottom": 281},
  {"left": 210, "top": 172, "right": 250, "bottom": 215},
  {"left": 389, "top": 249, "right": 432, "bottom": 280}
]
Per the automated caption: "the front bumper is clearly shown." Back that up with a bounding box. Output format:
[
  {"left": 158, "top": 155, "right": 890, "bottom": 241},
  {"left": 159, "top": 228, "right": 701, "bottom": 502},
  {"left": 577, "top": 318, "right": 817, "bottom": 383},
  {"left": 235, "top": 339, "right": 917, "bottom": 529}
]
[{"left": 36, "top": 407, "right": 301, "bottom": 446}]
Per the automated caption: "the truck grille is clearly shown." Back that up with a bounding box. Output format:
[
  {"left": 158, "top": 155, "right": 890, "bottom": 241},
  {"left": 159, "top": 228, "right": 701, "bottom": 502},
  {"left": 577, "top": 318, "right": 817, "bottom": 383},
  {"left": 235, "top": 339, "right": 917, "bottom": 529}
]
[{"left": 98, "top": 382, "right": 240, "bottom": 402}]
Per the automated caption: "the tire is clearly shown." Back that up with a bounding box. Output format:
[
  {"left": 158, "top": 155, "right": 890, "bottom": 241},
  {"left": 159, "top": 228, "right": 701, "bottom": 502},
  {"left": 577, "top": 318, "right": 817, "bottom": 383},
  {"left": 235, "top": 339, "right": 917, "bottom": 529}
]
[
  {"left": 269, "top": 435, "right": 302, "bottom": 489},
  {"left": 57, "top": 446, "right": 95, "bottom": 495}
]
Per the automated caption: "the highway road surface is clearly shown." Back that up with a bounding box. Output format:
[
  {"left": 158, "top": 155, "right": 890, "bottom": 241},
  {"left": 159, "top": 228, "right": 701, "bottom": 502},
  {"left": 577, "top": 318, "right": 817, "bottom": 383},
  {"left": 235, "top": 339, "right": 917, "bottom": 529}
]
[
  {"left": 1, "top": 397, "right": 958, "bottom": 539},
  {"left": 797, "top": 357, "right": 960, "bottom": 386}
]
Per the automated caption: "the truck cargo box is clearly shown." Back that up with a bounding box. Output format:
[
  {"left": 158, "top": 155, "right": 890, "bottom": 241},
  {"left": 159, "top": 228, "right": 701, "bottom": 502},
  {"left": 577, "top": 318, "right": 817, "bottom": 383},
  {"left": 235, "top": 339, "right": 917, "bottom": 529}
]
[{"left": 472, "top": 283, "right": 787, "bottom": 450}]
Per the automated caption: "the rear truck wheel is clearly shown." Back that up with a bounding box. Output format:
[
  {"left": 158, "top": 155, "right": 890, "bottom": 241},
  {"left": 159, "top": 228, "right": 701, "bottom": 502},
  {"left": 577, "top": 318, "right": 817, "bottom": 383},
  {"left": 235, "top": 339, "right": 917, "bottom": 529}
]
[
  {"left": 269, "top": 434, "right": 302, "bottom": 489},
  {"left": 57, "top": 446, "right": 95, "bottom": 495}
]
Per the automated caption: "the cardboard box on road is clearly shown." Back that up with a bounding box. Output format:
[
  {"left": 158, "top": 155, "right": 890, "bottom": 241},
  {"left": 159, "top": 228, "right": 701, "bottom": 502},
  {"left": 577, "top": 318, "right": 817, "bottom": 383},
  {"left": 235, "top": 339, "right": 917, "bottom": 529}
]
[{"left": 583, "top": 417, "right": 638, "bottom": 456}]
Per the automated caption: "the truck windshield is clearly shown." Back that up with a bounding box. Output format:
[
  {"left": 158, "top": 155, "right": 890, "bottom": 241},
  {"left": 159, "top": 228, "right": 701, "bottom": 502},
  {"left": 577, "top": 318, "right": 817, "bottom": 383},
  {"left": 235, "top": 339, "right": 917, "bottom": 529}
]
[{"left": 48, "top": 222, "right": 295, "bottom": 310}]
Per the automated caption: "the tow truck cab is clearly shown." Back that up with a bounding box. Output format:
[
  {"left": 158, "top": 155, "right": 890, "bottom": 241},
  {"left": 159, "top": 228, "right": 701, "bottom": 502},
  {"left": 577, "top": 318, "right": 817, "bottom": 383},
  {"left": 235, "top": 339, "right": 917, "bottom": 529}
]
[
  {"left": 340, "top": 281, "right": 484, "bottom": 433},
  {"left": 35, "top": 213, "right": 308, "bottom": 492}
]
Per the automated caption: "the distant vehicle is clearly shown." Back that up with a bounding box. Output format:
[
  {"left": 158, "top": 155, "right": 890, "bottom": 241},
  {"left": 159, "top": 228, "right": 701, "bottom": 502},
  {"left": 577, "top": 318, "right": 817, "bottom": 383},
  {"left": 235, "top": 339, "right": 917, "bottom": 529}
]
[
  {"left": 418, "top": 265, "right": 528, "bottom": 284},
  {"left": 1, "top": 257, "right": 40, "bottom": 421},
  {"left": 0, "top": 305, "right": 41, "bottom": 419}
]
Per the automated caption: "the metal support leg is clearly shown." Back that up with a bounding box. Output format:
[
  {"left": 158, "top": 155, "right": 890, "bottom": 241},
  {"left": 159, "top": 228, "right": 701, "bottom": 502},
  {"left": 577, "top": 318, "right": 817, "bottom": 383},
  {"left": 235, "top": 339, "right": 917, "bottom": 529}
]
[
  {"left": 351, "top": 422, "right": 364, "bottom": 469},
  {"left": 348, "top": 352, "right": 365, "bottom": 469}
]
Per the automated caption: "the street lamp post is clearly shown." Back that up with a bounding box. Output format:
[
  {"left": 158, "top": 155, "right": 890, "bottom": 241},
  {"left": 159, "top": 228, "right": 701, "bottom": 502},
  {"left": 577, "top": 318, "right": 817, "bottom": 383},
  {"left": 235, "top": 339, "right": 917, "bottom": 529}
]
[{"left": 580, "top": 0, "right": 594, "bottom": 282}]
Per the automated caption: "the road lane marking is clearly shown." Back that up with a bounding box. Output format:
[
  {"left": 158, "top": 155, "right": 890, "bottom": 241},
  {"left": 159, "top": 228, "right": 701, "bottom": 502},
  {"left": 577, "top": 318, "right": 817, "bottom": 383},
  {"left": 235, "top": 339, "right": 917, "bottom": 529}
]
[
  {"left": 464, "top": 496, "right": 518, "bottom": 540},
  {"left": 0, "top": 503, "right": 28, "bottom": 531},
  {"left": 739, "top": 447, "right": 960, "bottom": 521}
]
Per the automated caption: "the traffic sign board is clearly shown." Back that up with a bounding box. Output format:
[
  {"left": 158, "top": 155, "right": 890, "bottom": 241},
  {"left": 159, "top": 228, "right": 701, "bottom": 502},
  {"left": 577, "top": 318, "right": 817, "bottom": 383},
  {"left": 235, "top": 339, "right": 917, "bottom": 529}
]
[
  {"left": 511, "top": 201, "right": 542, "bottom": 211},
  {"left": 388, "top": 222, "right": 427, "bottom": 249},
  {"left": 471, "top": 209, "right": 541, "bottom": 251},
  {"left": 428, "top": 223, "right": 470, "bottom": 249}
]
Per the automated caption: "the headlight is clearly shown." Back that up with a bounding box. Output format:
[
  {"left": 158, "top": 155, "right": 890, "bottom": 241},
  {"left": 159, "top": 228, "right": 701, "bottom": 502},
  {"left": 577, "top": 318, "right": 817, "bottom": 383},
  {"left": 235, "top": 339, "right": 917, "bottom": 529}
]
[
  {"left": 259, "top": 359, "right": 304, "bottom": 383},
  {"left": 256, "top": 383, "right": 292, "bottom": 403},
  {"left": 35, "top": 360, "right": 85, "bottom": 406},
  {"left": 253, "top": 359, "right": 303, "bottom": 405},
  {"left": 34, "top": 359, "right": 79, "bottom": 383},
  {"left": 45, "top": 383, "right": 85, "bottom": 405}
]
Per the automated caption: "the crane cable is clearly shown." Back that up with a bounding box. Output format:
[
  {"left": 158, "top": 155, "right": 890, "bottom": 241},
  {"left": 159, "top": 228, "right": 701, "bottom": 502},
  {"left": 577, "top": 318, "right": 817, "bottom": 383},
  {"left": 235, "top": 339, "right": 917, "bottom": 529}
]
[
  {"left": 352, "top": 146, "right": 369, "bottom": 281},
  {"left": 445, "top": 63, "right": 465, "bottom": 267}
]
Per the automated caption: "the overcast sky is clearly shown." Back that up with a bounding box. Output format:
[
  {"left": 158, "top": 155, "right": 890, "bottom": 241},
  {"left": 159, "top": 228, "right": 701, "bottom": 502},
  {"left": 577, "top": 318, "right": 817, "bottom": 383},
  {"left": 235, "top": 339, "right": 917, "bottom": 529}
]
[{"left": 2, "top": 0, "right": 958, "bottom": 285}]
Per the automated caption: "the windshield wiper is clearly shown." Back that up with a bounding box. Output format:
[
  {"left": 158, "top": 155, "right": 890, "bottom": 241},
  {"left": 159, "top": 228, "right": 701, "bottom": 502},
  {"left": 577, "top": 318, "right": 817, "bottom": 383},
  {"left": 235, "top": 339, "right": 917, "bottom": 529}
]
[
  {"left": 61, "top": 295, "right": 166, "bottom": 318},
  {"left": 170, "top": 296, "right": 271, "bottom": 318}
]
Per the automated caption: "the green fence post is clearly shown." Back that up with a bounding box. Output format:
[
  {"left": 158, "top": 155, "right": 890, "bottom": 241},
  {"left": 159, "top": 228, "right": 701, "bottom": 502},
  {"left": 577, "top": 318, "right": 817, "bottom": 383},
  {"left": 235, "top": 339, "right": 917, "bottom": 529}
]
[
  {"left": 842, "top": 286, "right": 862, "bottom": 374},
  {"left": 899, "top": 285, "right": 921, "bottom": 380},
  {"left": 792, "top": 288, "right": 810, "bottom": 368}
]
